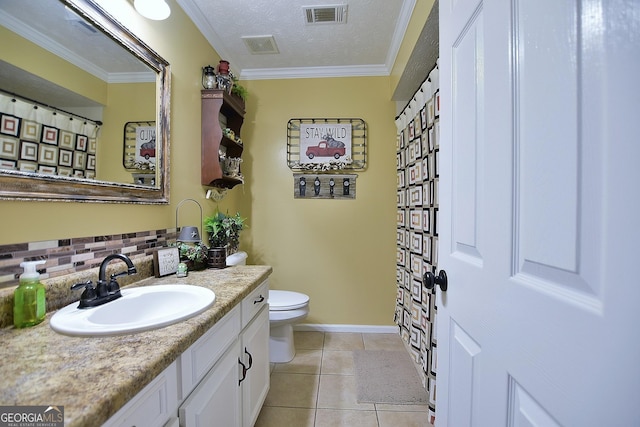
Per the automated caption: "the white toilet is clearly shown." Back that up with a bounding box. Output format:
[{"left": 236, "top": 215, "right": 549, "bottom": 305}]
[
  {"left": 268, "top": 290, "right": 310, "bottom": 363},
  {"left": 225, "top": 251, "right": 310, "bottom": 363},
  {"left": 225, "top": 251, "right": 248, "bottom": 266}
]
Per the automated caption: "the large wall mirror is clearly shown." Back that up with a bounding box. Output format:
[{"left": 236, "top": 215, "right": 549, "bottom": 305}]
[{"left": 0, "top": 0, "right": 170, "bottom": 203}]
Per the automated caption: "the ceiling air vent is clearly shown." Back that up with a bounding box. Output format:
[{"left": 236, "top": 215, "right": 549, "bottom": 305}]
[
  {"left": 242, "top": 36, "right": 279, "bottom": 54},
  {"left": 64, "top": 6, "right": 98, "bottom": 34},
  {"left": 303, "top": 4, "right": 348, "bottom": 24}
]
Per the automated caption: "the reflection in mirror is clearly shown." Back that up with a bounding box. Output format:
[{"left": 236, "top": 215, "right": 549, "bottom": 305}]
[
  {"left": 0, "top": 0, "right": 170, "bottom": 203},
  {"left": 0, "top": 87, "right": 103, "bottom": 180}
]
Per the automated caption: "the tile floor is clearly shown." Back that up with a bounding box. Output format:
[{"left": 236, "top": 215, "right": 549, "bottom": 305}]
[{"left": 255, "top": 331, "right": 433, "bottom": 427}]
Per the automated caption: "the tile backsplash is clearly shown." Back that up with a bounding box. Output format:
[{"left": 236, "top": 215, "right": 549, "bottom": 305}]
[{"left": 0, "top": 228, "right": 178, "bottom": 289}]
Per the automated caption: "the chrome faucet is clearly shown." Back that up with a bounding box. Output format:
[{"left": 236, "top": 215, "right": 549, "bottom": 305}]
[{"left": 71, "top": 254, "right": 137, "bottom": 308}]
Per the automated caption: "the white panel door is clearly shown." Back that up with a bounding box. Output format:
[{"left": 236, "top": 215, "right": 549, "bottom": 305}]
[{"left": 437, "top": 0, "right": 640, "bottom": 425}]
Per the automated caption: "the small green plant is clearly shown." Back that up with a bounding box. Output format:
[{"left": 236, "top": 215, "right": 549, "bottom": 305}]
[
  {"left": 231, "top": 76, "right": 248, "bottom": 101},
  {"left": 177, "top": 242, "right": 209, "bottom": 266},
  {"left": 204, "top": 211, "right": 247, "bottom": 254}
]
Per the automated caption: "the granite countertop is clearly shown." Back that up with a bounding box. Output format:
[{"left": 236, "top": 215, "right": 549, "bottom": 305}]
[{"left": 0, "top": 265, "right": 272, "bottom": 427}]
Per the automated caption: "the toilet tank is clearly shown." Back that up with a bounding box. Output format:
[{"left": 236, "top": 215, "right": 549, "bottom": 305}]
[{"left": 226, "top": 251, "right": 248, "bottom": 266}]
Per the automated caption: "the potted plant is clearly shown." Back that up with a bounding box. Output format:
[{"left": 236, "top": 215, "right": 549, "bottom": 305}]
[
  {"left": 231, "top": 75, "right": 248, "bottom": 102},
  {"left": 204, "top": 211, "right": 247, "bottom": 255},
  {"left": 177, "top": 242, "right": 209, "bottom": 271}
]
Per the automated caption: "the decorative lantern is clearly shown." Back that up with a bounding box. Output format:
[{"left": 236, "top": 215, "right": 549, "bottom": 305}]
[
  {"left": 176, "top": 198, "right": 203, "bottom": 243},
  {"left": 202, "top": 65, "right": 216, "bottom": 89},
  {"left": 177, "top": 226, "right": 201, "bottom": 243}
]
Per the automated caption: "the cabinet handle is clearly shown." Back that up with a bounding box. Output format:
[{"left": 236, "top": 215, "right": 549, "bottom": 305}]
[
  {"left": 254, "top": 295, "right": 265, "bottom": 304},
  {"left": 238, "top": 357, "right": 247, "bottom": 385},
  {"left": 244, "top": 347, "right": 253, "bottom": 370}
]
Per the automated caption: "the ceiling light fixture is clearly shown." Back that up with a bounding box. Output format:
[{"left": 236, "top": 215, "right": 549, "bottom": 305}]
[{"left": 134, "top": 0, "right": 171, "bottom": 21}]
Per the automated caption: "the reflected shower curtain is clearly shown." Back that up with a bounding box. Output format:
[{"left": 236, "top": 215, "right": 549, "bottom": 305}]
[{"left": 0, "top": 92, "right": 100, "bottom": 178}]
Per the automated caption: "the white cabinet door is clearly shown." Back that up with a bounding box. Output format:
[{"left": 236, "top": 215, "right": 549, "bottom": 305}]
[
  {"left": 437, "top": 0, "right": 640, "bottom": 425},
  {"left": 103, "top": 361, "right": 179, "bottom": 427},
  {"left": 240, "top": 306, "right": 270, "bottom": 427},
  {"left": 179, "top": 340, "right": 242, "bottom": 427},
  {"left": 180, "top": 305, "right": 241, "bottom": 397}
]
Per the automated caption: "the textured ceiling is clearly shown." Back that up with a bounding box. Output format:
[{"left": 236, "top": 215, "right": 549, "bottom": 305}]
[{"left": 176, "top": 0, "right": 417, "bottom": 81}]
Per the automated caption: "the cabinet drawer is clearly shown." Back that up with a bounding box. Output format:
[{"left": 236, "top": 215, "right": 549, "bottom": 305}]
[
  {"left": 103, "top": 361, "right": 178, "bottom": 427},
  {"left": 241, "top": 280, "right": 269, "bottom": 328},
  {"left": 180, "top": 305, "right": 241, "bottom": 397}
]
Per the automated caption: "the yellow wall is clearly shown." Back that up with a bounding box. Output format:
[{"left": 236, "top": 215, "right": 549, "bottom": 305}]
[
  {"left": 239, "top": 77, "right": 398, "bottom": 325},
  {"left": 98, "top": 82, "right": 156, "bottom": 183},
  {"left": 0, "top": 0, "right": 434, "bottom": 326}
]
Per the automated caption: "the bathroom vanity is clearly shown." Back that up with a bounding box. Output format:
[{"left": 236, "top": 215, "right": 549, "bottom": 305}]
[
  {"left": 0, "top": 265, "right": 271, "bottom": 427},
  {"left": 103, "top": 280, "right": 270, "bottom": 427}
]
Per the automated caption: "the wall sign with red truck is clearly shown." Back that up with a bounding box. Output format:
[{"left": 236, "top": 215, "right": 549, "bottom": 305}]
[
  {"left": 123, "top": 121, "right": 156, "bottom": 170},
  {"left": 288, "top": 119, "right": 366, "bottom": 171}
]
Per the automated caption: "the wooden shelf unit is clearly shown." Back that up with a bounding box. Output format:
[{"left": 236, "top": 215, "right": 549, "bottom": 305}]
[{"left": 201, "top": 89, "right": 245, "bottom": 188}]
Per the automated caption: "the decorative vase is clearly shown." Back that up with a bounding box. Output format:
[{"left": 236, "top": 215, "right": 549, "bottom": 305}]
[
  {"left": 217, "top": 60, "right": 230, "bottom": 75},
  {"left": 208, "top": 247, "right": 227, "bottom": 269},
  {"left": 222, "top": 157, "right": 242, "bottom": 177}
]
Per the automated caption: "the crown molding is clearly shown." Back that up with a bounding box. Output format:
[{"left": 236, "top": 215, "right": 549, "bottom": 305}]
[{"left": 240, "top": 64, "right": 391, "bottom": 81}]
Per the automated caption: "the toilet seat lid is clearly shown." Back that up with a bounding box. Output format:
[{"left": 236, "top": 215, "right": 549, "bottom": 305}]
[{"left": 269, "top": 290, "right": 309, "bottom": 311}]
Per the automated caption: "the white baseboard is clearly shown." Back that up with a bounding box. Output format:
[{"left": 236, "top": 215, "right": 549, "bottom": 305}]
[{"left": 294, "top": 324, "right": 399, "bottom": 333}]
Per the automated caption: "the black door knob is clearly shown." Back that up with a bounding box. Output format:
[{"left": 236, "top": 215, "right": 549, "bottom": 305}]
[{"left": 424, "top": 270, "right": 448, "bottom": 292}]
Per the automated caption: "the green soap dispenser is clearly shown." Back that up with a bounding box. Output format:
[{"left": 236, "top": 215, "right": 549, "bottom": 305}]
[{"left": 14, "top": 260, "right": 46, "bottom": 328}]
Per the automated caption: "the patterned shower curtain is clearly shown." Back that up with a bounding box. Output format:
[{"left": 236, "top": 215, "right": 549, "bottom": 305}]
[
  {"left": 0, "top": 92, "right": 100, "bottom": 178},
  {"left": 394, "top": 61, "right": 439, "bottom": 424}
]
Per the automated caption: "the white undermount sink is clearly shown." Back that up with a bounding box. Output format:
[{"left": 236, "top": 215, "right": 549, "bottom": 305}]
[{"left": 50, "top": 284, "right": 216, "bottom": 336}]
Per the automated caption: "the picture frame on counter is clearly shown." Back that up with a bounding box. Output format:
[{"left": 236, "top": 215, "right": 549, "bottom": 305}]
[{"left": 153, "top": 247, "right": 180, "bottom": 277}]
